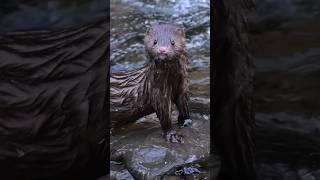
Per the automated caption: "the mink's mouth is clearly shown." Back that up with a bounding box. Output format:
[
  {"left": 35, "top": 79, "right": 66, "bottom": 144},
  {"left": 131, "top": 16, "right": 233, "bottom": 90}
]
[
  {"left": 158, "top": 54, "right": 167, "bottom": 60},
  {"left": 155, "top": 56, "right": 171, "bottom": 65},
  {"left": 153, "top": 53, "right": 174, "bottom": 65},
  {"left": 156, "top": 53, "right": 174, "bottom": 61}
]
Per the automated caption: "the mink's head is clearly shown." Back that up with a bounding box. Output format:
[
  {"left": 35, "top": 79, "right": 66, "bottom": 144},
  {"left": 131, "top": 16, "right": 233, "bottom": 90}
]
[{"left": 144, "top": 24, "right": 185, "bottom": 63}]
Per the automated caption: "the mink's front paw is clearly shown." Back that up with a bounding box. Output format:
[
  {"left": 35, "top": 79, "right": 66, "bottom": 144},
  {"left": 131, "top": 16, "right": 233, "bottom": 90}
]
[
  {"left": 183, "top": 119, "right": 192, "bottom": 127},
  {"left": 165, "top": 130, "right": 183, "bottom": 143}
]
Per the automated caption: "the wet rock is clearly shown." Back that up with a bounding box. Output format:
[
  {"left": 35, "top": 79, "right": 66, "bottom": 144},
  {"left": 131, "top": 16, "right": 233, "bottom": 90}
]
[
  {"left": 136, "top": 147, "right": 167, "bottom": 164},
  {"left": 110, "top": 113, "right": 210, "bottom": 179},
  {"left": 110, "top": 161, "right": 135, "bottom": 180},
  {"left": 174, "top": 165, "right": 200, "bottom": 176},
  {"left": 110, "top": 169, "right": 134, "bottom": 180}
]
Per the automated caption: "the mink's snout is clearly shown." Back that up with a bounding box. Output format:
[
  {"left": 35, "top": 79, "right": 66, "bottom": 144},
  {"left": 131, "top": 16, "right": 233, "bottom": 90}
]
[{"left": 159, "top": 47, "right": 167, "bottom": 54}]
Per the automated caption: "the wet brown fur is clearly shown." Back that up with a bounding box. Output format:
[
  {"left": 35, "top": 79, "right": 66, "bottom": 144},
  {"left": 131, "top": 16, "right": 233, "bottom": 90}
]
[
  {"left": 213, "top": 0, "right": 256, "bottom": 179},
  {"left": 110, "top": 25, "right": 190, "bottom": 135}
]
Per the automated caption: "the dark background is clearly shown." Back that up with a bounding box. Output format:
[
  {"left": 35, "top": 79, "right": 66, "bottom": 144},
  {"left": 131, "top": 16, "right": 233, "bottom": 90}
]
[
  {"left": 0, "top": 0, "right": 109, "bottom": 180},
  {"left": 0, "top": 0, "right": 107, "bottom": 33},
  {"left": 250, "top": 0, "right": 320, "bottom": 179}
]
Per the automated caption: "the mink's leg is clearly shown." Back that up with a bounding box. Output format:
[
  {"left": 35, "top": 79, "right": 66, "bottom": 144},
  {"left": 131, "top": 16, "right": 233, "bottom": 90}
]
[
  {"left": 154, "top": 98, "right": 182, "bottom": 143},
  {"left": 175, "top": 93, "right": 192, "bottom": 127}
]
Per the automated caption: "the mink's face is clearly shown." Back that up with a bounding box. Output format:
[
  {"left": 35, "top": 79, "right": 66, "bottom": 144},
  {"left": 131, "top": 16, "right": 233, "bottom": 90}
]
[{"left": 144, "top": 25, "right": 185, "bottom": 62}]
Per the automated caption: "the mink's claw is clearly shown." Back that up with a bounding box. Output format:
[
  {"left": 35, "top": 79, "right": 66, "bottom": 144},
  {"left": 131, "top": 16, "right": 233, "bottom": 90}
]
[
  {"left": 165, "top": 131, "right": 183, "bottom": 143},
  {"left": 183, "top": 119, "right": 192, "bottom": 127}
]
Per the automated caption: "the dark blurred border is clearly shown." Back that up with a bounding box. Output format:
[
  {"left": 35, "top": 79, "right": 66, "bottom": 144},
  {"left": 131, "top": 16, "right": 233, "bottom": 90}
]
[{"left": 0, "top": 1, "right": 110, "bottom": 180}]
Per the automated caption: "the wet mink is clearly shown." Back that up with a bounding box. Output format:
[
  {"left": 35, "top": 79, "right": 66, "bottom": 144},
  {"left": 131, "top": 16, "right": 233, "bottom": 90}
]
[{"left": 110, "top": 24, "right": 191, "bottom": 142}]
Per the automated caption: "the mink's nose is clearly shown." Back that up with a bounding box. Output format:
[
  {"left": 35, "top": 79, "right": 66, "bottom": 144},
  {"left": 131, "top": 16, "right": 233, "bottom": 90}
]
[{"left": 159, "top": 47, "right": 166, "bottom": 54}]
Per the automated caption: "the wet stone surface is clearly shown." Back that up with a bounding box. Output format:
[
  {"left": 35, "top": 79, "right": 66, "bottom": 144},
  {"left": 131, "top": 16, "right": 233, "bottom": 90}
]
[
  {"left": 110, "top": 113, "right": 210, "bottom": 179},
  {"left": 110, "top": 161, "right": 135, "bottom": 180}
]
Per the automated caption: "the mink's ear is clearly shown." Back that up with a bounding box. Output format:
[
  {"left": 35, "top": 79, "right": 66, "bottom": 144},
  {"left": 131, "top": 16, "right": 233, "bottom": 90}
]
[
  {"left": 176, "top": 27, "right": 185, "bottom": 37},
  {"left": 146, "top": 27, "right": 154, "bottom": 35}
]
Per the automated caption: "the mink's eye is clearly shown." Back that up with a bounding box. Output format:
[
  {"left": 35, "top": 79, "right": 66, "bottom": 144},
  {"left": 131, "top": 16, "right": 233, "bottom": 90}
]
[
  {"left": 171, "top": 40, "right": 175, "bottom": 46},
  {"left": 153, "top": 40, "right": 157, "bottom": 45}
]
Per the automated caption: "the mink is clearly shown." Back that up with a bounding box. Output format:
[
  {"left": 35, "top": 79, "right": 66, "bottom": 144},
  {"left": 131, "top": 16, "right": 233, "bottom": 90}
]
[{"left": 110, "top": 24, "right": 191, "bottom": 142}]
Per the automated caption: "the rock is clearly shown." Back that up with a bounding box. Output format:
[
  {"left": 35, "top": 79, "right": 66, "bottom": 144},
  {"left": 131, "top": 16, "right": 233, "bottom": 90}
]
[
  {"left": 110, "top": 113, "right": 210, "bottom": 179},
  {"left": 110, "top": 161, "right": 135, "bottom": 180},
  {"left": 110, "top": 169, "right": 134, "bottom": 180}
]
